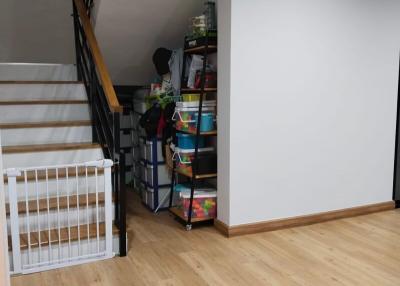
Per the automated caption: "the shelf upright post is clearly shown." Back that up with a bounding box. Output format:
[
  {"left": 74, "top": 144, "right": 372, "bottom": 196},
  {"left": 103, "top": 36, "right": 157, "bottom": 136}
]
[
  {"left": 168, "top": 163, "right": 176, "bottom": 208},
  {"left": 186, "top": 31, "right": 209, "bottom": 230},
  {"left": 152, "top": 138, "right": 159, "bottom": 210}
]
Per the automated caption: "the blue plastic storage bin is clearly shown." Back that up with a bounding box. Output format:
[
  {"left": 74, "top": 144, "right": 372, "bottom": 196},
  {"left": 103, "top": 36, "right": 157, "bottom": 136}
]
[
  {"left": 194, "top": 112, "right": 215, "bottom": 132},
  {"left": 176, "top": 133, "right": 205, "bottom": 149}
]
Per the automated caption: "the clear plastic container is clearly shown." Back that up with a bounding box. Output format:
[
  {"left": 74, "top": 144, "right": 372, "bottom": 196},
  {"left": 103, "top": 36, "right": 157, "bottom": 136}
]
[
  {"left": 179, "top": 190, "right": 217, "bottom": 219},
  {"left": 173, "top": 105, "right": 216, "bottom": 134},
  {"left": 182, "top": 94, "right": 200, "bottom": 102}
]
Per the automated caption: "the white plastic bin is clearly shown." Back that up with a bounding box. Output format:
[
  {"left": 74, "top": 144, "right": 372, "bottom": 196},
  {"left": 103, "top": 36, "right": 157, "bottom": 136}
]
[
  {"left": 146, "top": 164, "right": 170, "bottom": 187},
  {"left": 140, "top": 161, "right": 147, "bottom": 183},
  {"left": 120, "top": 113, "right": 132, "bottom": 129},
  {"left": 140, "top": 183, "right": 148, "bottom": 204},
  {"left": 146, "top": 140, "right": 164, "bottom": 163},
  {"left": 125, "top": 153, "right": 133, "bottom": 167},
  {"left": 139, "top": 137, "right": 146, "bottom": 161},
  {"left": 133, "top": 146, "right": 141, "bottom": 161},
  {"left": 133, "top": 99, "right": 147, "bottom": 114},
  {"left": 120, "top": 132, "right": 132, "bottom": 148},
  {"left": 132, "top": 112, "right": 141, "bottom": 129},
  {"left": 125, "top": 170, "right": 133, "bottom": 184},
  {"left": 133, "top": 88, "right": 150, "bottom": 100},
  {"left": 133, "top": 162, "right": 141, "bottom": 179},
  {"left": 144, "top": 186, "right": 171, "bottom": 210}
]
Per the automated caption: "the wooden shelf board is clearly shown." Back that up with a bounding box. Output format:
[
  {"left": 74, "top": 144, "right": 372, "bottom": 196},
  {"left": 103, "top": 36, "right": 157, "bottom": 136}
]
[
  {"left": 180, "top": 88, "right": 217, "bottom": 94},
  {"left": 176, "top": 129, "right": 217, "bottom": 136},
  {"left": 175, "top": 168, "right": 217, "bottom": 180},
  {"left": 169, "top": 207, "right": 214, "bottom": 223},
  {"left": 184, "top": 45, "right": 217, "bottom": 54}
]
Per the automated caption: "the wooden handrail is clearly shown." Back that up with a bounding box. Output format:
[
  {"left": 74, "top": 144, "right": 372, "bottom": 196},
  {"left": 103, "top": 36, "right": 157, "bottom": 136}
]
[{"left": 73, "top": 0, "right": 122, "bottom": 113}]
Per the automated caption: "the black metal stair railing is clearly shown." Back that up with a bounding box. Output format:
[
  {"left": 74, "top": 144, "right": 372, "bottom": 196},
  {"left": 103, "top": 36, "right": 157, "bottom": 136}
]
[{"left": 72, "top": 0, "right": 127, "bottom": 257}]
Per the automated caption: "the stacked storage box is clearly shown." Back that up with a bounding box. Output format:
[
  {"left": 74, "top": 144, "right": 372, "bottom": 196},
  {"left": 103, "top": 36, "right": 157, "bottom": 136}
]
[
  {"left": 141, "top": 138, "right": 172, "bottom": 211},
  {"left": 115, "top": 90, "right": 136, "bottom": 185},
  {"left": 131, "top": 88, "right": 172, "bottom": 211},
  {"left": 132, "top": 88, "right": 148, "bottom": 193}
]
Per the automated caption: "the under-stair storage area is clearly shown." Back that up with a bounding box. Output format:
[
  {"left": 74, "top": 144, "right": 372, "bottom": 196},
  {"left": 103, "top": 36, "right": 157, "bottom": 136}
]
[{"left": 125, "top": 1, "right": 219, "bottom": 231}]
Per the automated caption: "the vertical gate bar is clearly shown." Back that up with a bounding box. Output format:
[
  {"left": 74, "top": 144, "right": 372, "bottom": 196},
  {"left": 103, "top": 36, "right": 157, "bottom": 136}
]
[
  {"left": 113, "top": 112, "right": 120, "bottom": 224},
  {"left": 104, "top": 160, "right": 113, "bottom": 257},
  {"left": 56, "top": 168, "right": 61, "bottom": 260},
  {"left": 24, "top": 171, "right": 31, "bottom": 265},
  {"left": 66, "top": 167, "right": 71, "bottom": 258},
  {"left": 95, "top": 167, "right": 100, "bottom": 253},
  {"left": 45, "top": 168, "right": 52, "bottom": 262},
  {"left": 152, "top": 140, "right": 158, "bottom": 210},
  {"left": 76, "top": 166, "right": 81, "bottom": 256},
  {"left": 7, "top": 170, "right": 22, "bottom": 273},
  {"left": 85, "top": 167, "right": 90, "bottom": 253},
  {"left": 119, "top": 152, "right": 127, "bottom": 257},
  {"left": 35, "top": 170, "right": 41, "bottom": 263}
]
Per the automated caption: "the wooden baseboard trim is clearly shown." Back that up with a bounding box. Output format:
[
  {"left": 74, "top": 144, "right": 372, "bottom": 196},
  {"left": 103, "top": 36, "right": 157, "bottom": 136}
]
[
  {"left": 214, "top": 219, "right": 229, "bottom": 237},
  {"left": 214, "top": 201, "right": 395, "bottom": 237}
]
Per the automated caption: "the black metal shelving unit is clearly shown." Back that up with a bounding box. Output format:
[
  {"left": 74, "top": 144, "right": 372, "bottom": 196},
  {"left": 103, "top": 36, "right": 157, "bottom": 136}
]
[{"left": 168, "top": 32, "right": 218, "bottom": 230}]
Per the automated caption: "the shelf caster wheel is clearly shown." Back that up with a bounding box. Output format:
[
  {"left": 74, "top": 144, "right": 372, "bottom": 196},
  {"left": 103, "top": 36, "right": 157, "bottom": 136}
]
[{"left": 186, "top": 224, "right": 192, "bottom": 231}]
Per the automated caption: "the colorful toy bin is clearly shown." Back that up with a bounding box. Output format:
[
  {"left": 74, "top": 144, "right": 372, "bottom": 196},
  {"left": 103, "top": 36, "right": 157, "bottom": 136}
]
[
  {"left": 173, "top": 102, "right": 216, "bottom": 134},
  {"left": 179, "top": 190, "right": 217, "bottom": 219},
  {"left": 172, "top": 146, "right": 215, "bottom": 176},
  {"left": 176, "top": 133, "right": 205, "bottom": 149}
]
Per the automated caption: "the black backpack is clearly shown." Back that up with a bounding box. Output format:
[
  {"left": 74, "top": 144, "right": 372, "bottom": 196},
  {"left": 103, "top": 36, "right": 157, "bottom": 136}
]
[{"left": 139, "top": 104, "right": 162, "bottom": 138}]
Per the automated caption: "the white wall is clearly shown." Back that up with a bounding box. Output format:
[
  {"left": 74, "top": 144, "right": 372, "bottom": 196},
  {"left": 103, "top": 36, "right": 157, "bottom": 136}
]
[
  {"left": 217, "top": 0, "right": 231, "bottom": 225},
  {"left": 219, "top": 0, "right": 400, "bottom": 226},
  {"left": 0, "top": 0, "right": 75, "bottom": 64},
  {"left": 93, "top": 0, "right": 205, "bottom": 85}
]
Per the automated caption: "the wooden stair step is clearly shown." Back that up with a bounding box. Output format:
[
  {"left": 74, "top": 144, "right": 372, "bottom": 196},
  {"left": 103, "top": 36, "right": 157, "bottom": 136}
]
[
  {"left": 8, "top": 223, "right": 119, "bottom": 250},
  {"left": 5, "top": 192, "right": 109, "bottom": 215},
  {"left": 4, "top": 166, "right": 104, "bottom": 184},
  {"left": 0, "top": 100, "right": 88, "bottom": 105},
  {"left": 0, "top": 120, "right": 91, "bottom": 129},
  {"left": 2, "top": 142, "right": 101, "bottom": 154}
]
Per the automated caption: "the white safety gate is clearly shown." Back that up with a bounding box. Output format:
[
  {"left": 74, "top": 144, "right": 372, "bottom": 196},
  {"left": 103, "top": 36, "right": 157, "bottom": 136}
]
[{"left": 4, "top": 159, "right": 115, "bottom": 274}]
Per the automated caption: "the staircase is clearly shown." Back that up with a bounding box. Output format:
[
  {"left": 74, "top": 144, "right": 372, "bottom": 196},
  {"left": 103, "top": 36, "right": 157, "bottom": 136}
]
[
  {"left": 0, "top": 63, "right": 120, "bottom": 274},
  {"left": 1, "top": 0, "right": 127, "bottom": 275}
]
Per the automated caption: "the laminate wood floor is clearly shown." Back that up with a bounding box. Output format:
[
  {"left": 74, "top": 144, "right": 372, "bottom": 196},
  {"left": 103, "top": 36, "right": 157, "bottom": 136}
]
[{"left": 11, "top": 191, "right": 400, "bottom": 286}]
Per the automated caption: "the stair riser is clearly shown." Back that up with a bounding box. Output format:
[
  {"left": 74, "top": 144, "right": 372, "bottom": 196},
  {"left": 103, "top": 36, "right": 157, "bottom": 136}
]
[
  {"left": 0, "top": 63, "right": 77, "bottom": 81},
  {"left": 9, "top": 235, "right": 119, "bottom": 273},
  {"left": 1, "top": 126, "right": 92, "bottom": 147},
  {"left": 3, "top": 148, "right": 104, "bottom": 169},
  {"left": 0, "top": 84, "right": 86, "bottom": 101},
  {"left": 7, "top": 204, "right": 114, "bottom": 233},
  {"left": 4, "top": 176, "right": 106, "bottom": 201},
  {"left": 0, "top": 104, "right": 90, "bottom": 123}
]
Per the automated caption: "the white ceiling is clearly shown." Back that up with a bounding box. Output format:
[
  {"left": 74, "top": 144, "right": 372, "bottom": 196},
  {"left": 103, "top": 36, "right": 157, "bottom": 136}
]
[{"left": 93, "top": 0, "right": 205, "bottom": 85}]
